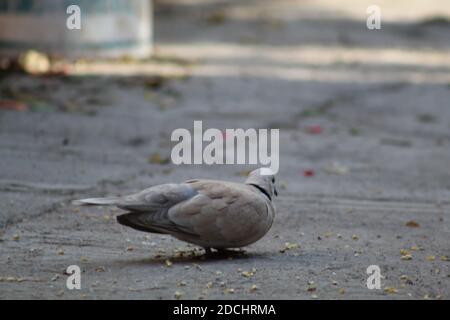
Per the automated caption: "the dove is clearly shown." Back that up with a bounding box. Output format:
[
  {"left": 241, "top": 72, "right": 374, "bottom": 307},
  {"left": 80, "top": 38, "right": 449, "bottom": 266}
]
[{"left": 73, "top": 168, "right": 277, "bottom": 253}]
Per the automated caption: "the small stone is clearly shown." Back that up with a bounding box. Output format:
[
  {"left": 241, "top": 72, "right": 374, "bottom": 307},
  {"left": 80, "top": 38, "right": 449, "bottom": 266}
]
[{"left": 174, "top": 291, "right": 183, "bottom": 300}]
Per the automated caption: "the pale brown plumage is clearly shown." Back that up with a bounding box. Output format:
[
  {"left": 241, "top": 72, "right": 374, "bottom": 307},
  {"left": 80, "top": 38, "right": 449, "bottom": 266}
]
[{"left": 73, "top": 168, "right": 277, "bottom": 252}]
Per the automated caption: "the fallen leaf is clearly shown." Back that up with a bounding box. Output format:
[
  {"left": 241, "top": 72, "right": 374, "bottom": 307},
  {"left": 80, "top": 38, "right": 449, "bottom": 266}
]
[
  {"left": 0, "top": 100, "right": 28, "bottom": 111},
  {"left": 279, "top": 242, "right": 300, "bottom": 253},
  {"left": 400, "top": 249, "right": 410, "bottom": 256},
  {"left": 241, "top": 271, "right": 254, "bottom": 278},
  {"left": 145, "top": 76, "right": 166, "bottom": 90},
  {"left": 249, "top": 284, "right": 258, "bottom": 292},
  {"left": 165, "top": 260, "right": 173, "bottom": 267},
  {"left": 426, "top": 255, "right": 436, "bottom": 261},
  {"left": 303, "top": 169, "right": 315, "bottom": 177},
  {"left": 401, "top": 254, "right": 413, "bottom": 261},
  {"left": 384, "top": 287, "right": 398, "bottom": 294},
  {"left": 224, "top": 288, "right": 235, "bottom": 294},
  {"left": 206, "top": 11, "right": 226, "bottom": 25},
  {"left": 325, "top": 162, "right": 349, "bottom": 175},
  {"left": 406, "top": 220, "right": 420, "bottom": 228},
  {"left": 148, "top": 152, "right": 170, "bottom": 165},
  {"left": 306, "top": 125, "right": 322, "bottom": 135},
  {"left": 307, "top": 284, "right": 317, "bottom": 292}
]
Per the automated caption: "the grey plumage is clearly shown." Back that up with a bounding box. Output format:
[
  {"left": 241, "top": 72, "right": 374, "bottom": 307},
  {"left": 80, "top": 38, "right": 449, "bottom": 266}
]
[{"left": 73, "top": 168, "right": 278, "bottom": 251}]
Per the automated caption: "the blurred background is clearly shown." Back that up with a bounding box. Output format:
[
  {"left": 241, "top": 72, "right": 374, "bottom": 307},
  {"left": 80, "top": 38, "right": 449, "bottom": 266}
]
[{"left": 0, "top": 0, "right": 449, "bottom": 299}]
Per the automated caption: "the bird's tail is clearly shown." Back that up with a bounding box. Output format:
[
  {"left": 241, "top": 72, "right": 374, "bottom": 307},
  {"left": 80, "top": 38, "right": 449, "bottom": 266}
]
[{"left": 72, "top": 197, "right": 122, "bottom": 206}]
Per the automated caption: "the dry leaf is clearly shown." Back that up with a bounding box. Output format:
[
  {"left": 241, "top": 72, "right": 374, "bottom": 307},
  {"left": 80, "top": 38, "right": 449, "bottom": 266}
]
[
  {"left": 249, "top": 284, "right": 258, "bottom": 292},
  {"left": 384, "top": 287, "right": 398, "bottom": 294},
  {"left": 148, "top": 152, "right": 170, "bottom": 165},
  {"left": 400, "top": 249, "right": 410, "bottom": 256},
  {"left": 405, "top": 220, "right": 420, "bottom": 228},
  {"left": 224, "top": 288, "right": 235, "bottom": 294},
  {"left": 241, "top": 271, "right": 254, "bottom": 278},
  {"left": 279, "top": 242, "right": 300, "bottom": 253}
]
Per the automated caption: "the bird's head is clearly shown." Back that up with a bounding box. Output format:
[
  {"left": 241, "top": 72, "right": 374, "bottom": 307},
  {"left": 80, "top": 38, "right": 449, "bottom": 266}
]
[{"left": 245, "top": 167, "right": 278, "bottom": 200}]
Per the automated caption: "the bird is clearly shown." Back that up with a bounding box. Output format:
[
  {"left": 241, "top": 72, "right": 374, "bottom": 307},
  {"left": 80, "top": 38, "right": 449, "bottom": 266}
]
[{"left": 73, "top": 168, "right": 278, "bottom": 254}]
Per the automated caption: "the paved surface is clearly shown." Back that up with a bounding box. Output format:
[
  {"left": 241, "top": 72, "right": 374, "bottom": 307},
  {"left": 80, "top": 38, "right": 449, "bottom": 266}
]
[{"left": 1, "top": 0, "right": 450, "bottom": 299}]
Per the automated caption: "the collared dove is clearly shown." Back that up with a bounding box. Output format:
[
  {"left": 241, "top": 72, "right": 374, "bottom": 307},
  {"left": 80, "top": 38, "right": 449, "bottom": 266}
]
[{"left": 73, "top": 168, "right": 277, "bottom": 253}]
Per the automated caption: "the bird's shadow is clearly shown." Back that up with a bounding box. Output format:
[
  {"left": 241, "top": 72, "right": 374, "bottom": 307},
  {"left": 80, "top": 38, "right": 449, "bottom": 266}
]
[{"left": 115, "top": 249, "right": 268, "bottom": 267}]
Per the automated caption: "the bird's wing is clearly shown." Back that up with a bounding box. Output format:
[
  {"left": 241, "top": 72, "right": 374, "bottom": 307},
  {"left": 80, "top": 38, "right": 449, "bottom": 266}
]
[
  {"left": 115, "top": 183, "right": 200, "bottom": 235},
  {"left": 167, "top": 180, "right": 271, "bottom": 244}
]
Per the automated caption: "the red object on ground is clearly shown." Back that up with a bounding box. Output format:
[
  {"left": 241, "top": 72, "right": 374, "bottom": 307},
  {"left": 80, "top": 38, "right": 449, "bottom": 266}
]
[
  {"left": 306, "top": 125, "right": 322, "bottom": 134},
  {"left": 303, "top": 169, "right": 315, "bottom": 177},
  {"left": 0, "top": 100, "right": 28, "bottom": 111}
]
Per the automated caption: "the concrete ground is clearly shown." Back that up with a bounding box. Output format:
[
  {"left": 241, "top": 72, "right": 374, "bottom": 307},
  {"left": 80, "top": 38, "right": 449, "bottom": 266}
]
[{"left": 1, "top": 0, "right": 449, "bottom": 299}]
